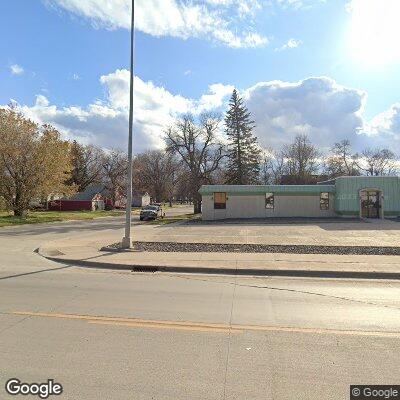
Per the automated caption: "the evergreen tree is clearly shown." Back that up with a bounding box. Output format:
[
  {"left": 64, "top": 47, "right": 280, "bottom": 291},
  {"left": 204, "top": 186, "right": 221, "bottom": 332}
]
[{"left": 224, "top": 89, "right": 261, "bottom": 184}]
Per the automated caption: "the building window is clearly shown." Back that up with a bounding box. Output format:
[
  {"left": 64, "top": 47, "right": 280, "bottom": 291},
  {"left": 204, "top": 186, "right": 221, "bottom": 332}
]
[
  {"left": 214, "top": 192, "right": 227, "bottom": 209},
  {"left": 265, "top": 193, "right": 274, "bottom": 209},
  {"left": 320, "top": 192, "right": 329, "bottom": 210}
]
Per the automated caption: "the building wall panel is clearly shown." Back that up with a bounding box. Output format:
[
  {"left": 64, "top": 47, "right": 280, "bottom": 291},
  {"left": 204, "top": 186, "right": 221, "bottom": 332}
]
[
  {"left": 201, "top": 193, "right": 335, "bottom": 220},
  {"left": 335, "top": 177, "right": 400, "bottom": 216},
  {"left": 200, "top": 178, "right": 400, "bottom": 220},
  {"left": 271, "top": 194, "right": 335, "bottom": 217}
]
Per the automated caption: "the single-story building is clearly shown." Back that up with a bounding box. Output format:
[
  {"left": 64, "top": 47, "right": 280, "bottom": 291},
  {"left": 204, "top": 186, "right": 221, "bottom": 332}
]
[
  {"left": 199, "top": 176, "right": 400, "bottom": 220},
  {"left": 48, "top": 185, "right": 113, "bottom": 211},
  {"left": 132, "top": 192, "right": 151, "bottom": 208},
  {"left": 113, "top": 191, "right": 151, "bottom": 208}
]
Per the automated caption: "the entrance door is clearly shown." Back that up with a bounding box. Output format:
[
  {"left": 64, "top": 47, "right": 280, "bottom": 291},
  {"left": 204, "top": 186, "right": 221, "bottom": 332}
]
[{"left": 361, "top": 190, "right": 380, "bottom": 218}]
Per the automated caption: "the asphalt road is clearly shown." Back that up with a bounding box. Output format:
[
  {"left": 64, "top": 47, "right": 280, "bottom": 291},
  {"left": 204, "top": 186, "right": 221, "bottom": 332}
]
[{"left": 1, "top": 217, "right": 400, "bottom": 399}]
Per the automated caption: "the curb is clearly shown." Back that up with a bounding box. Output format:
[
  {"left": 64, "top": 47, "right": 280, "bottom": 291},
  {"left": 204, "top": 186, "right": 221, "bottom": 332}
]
[{"left": 38, "top": 251, "right": 400, "bottom": 280}]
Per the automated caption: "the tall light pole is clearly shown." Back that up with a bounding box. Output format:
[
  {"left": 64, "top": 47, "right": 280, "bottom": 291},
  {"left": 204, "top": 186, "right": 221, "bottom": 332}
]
[{"left": 121, "top": 0, "right": 135, "bottom": 249}]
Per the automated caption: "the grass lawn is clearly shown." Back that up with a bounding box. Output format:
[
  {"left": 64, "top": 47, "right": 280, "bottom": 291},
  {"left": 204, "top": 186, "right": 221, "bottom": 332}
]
[
  {"left": 148, "top": 213, "right": 201, "bottom": 225},
  {"left": 0, "top": 210, "right": 128, "bottom": 228}
]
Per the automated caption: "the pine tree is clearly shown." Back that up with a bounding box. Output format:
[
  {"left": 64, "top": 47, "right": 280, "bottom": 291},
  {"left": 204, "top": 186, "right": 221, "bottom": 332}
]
[{"left": 224, "top": 89, "right": 261, "bottom": 184}]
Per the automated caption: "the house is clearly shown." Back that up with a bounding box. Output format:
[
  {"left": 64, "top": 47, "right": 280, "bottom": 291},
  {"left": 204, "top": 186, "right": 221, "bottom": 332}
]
[
  {"left": 30, "top": 193, "right": 63, "bottom": 209},
  {"left": 132, "top": 192, "right": 151, "bottom": 208},
  {"left": 199, "top": 176, "right": 400, "bottom": 220},
  {"left": 112, "top": 191, "right": 151, "bottom": 208},
  {"left": 48, "top": 185, "right": 113, "bottom": 212}
]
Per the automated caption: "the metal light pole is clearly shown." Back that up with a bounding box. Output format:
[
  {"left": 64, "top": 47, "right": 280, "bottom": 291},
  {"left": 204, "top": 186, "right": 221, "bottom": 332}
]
[{"left": 121, "top": 0, "right": 135, "bottom": 249}]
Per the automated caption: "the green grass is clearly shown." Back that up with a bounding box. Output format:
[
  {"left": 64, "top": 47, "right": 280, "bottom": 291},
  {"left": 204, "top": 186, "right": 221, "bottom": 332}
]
[
  {"left": 158, "top": 203, "right": 193, "bottom": 209},
  {"left": 0, "top": 210, "right": 127, "bottom": 228},
  {"left": 148, "top": 213, "right": 200, "bottom": 225}
]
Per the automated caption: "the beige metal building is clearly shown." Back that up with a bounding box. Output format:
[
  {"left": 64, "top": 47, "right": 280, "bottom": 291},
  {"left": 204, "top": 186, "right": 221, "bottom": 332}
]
[{"left": 199, "top": 177, "right": 400, "bottom": 220}]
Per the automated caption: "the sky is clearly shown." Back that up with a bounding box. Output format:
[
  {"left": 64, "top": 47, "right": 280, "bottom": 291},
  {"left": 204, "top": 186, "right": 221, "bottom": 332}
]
[{"left": 1, "top": 0, "right": 400, "bottom": 154}]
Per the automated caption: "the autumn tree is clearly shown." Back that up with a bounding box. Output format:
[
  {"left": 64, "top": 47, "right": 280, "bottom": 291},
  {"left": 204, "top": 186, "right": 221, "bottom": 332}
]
[
  {"left": 67, "top": 141, "right": 104, "bottom": 191},
  {"left": 165, "top": 113, "right": 225, "bottom": 214},
  {"left": 224, "top": 89, "right": 261, "bottom": 184},
  {"left": 0, "top": 109, "right": 73, "bottom": 216}
]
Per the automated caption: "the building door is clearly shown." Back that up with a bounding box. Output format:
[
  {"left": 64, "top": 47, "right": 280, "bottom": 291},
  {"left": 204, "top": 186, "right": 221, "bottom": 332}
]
[{"left": 361, "top": 190, "right": 380, "bottom": 218}]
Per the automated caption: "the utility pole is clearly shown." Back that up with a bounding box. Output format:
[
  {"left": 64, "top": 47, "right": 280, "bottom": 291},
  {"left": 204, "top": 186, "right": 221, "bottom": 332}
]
[{"left": 121, "top": 0, "right": 135, "bottom": 249}]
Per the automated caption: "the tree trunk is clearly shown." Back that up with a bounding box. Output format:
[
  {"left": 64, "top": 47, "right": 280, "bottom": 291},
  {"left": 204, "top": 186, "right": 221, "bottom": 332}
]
[
  {"left": 13, "top": 191, "right": 28, "bottom": 218},
  {"left": 193, "top": 199, "right": 202, "bottom": 214},
  {"left": 13, "top": 208, "right": 27, "bottom": 218}
]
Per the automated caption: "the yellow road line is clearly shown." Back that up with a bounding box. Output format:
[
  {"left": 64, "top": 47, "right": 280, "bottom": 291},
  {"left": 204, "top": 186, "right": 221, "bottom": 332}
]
[
  {"left": 12, "top": 311, "right": 239, "bottom": 334},
  {"left": 13, "top": 311, "right": 232, "bottom": 328},
  {"left": 11, "top": 311, "right": 400, "bottom": 337},
  {"left": 89, "top": 320, "right": 241, "bottom": 333}
]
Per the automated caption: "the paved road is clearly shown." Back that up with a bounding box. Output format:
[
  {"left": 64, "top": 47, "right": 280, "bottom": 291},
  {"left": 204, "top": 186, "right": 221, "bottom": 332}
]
[{"left": 1, "top": 218, "right": 400, "bottom": 399}]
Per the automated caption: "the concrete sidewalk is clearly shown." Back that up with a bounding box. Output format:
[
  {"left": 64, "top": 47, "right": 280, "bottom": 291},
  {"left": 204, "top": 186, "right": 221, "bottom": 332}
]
[{"left": 37, "top": 229, "right": 400, "bottom": 279}]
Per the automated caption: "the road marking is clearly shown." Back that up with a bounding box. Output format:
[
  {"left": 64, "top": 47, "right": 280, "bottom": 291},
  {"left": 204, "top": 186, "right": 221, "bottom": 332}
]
[
  {"left": 12, "top": 311, "right": 240, "bottom": 334},
  {"left": 11, "top": 311, "right": 400, "bottom": 337},
  {"left": 88, "top": 320, "right": 239, "bottom": 333}
]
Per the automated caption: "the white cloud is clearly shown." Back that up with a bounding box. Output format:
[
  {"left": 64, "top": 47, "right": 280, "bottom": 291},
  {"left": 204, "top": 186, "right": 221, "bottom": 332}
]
[
  {"left": 275, "top": 38, "right": 302, "bottom": 51},
  {"left": 244, "top": 76, "right": 367, "bottom": 151},
  {"left": 275, "top": 0, "right": 325, "bottom": 9},
  {"left": 197, "top": 83, "right": 234, "bottom": 112},
  {"left": 242, "top": 32, "right": 269, "bottom": 48},
  {"left": 8, "top": 69, "right": 233, "bottom": 152},
  {"left": 72, "top": 73, "right": 81, "bottom": 80},
  {"left": 203, "top": 0, "right": 262, "bottom": 17},
  {"left": 212, "top": 29, "right": 269, "bottom": 48},
  {"left": 10, "top": 64, "right": 24, "bottom": 75},
  {"left": 361, "top": 103, "right": 400, "bottom": 150},
  {"left": 6, "top": 71, "right": 400, "bottom": 154},
  {"left": 44, "top": 0, "right": 268, "bottom": 48},
  {"left": 18, "top": 70, "right": 192, "bottom": 152}
]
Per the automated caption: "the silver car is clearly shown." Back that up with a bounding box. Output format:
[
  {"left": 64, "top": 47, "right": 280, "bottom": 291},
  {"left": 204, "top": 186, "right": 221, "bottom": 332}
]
[{"left": 139, "top": 205, "right": 165, "bottom": 221}]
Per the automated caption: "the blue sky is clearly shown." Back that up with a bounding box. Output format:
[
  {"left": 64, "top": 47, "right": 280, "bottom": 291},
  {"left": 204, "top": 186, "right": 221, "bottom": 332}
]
[{"left": 1, "top": 0, "right": 400, "bottom": 153}]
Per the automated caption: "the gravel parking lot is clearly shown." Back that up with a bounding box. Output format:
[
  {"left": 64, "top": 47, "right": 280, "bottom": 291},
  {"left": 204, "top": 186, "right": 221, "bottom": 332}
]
[
  {"left": 145, "top": 218, "right": 400, "bottom": 246},
  {"left": 103, "top": 217, "right": 400, "bottom": 252}
]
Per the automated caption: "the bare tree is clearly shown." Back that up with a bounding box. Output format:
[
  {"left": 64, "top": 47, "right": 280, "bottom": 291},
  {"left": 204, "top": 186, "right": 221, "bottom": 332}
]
[
  {"left": 173, "top": 168, "right": 192, "bottom": 204},
  {"left": 259, "top": 148, "right": 274, "bottom": 184},
  {"left": 165, "top": 113, "right": 225, "bottom": 214},
  {"left": 282, "top": 134, "right": 320, "bottom": 183},
  {"left": 101, "top": 149, "right": 128, "bottom": 206},
  {"left": 271, "top": 151, "right": 287, "bottom": 184},
  {"left": 133, "top": 150, "right": 178, "bottom": 204},
  {"left": 260, "top": 147, "right": 292, "bottom": 185},
  {"left": 354, "top": 148, "right": 397, "bottom": 176},
  {"left": 67, "top": 141, "right": 104, "bottom": 191},
  {"left": 324, "top": 139, "right": 359, "bottom": 177}
]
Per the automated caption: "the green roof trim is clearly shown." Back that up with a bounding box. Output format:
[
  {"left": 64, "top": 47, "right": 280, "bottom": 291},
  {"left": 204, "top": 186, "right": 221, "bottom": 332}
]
[{"left": 199, "top": 184, "right": 336, "bottom": 195}]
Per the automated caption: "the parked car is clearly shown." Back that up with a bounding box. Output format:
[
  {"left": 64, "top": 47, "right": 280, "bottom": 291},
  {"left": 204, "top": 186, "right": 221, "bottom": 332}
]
[{"left": 139, "top": 204, "right": 165, "bottom": 221}]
